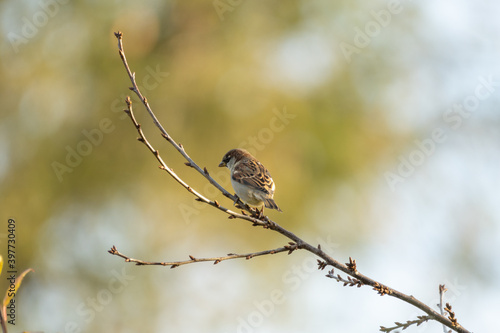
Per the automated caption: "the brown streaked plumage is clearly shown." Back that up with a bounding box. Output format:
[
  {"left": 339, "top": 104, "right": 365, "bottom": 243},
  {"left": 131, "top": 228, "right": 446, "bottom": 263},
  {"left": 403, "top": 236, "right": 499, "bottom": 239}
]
[{"left": 219, "top": 149, "right": 282, "bottom": 212}]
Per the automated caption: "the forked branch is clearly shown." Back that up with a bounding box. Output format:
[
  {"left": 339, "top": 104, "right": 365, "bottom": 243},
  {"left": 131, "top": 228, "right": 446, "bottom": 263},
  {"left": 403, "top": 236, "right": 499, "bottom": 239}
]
[{"left": 110, "top": 31, "right": 471, "bottom": 333}]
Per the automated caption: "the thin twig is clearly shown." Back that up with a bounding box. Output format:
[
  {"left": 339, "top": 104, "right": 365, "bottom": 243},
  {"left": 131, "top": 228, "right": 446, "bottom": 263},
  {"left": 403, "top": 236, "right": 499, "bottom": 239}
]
[
  {"left": 325, "top": 269, "right": 363, "bottom": 288},
  {"left": 108, "top": 245, "right": 295, "bottom": 268},
  {"left": 379, "top": 316, "right": 432, "bottom": 333},
  {"left": 439, "top": 285, "right": 451, "bottom": 333},
  {"left": 112, "top": 31, "right": 471, "bottom": 333}
]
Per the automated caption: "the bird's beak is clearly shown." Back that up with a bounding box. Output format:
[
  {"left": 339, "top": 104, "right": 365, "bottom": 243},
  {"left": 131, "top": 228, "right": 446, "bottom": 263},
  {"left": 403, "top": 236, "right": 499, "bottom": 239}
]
[{"left": 218, "top": 162, "right": 226, "bottom": 167}]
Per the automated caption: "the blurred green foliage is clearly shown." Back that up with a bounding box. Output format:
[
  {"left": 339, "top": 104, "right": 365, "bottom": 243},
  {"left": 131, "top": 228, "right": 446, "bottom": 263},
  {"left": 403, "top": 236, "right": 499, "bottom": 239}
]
[{"left": 0, "top": 1, "right": 418, "bottom": 331}]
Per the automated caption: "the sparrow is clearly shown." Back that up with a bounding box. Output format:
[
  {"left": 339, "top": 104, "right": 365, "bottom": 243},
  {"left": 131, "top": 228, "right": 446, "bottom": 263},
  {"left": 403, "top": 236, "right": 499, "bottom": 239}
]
[{"left": 219, "top": 148, "right": 282, "bottom": 212}]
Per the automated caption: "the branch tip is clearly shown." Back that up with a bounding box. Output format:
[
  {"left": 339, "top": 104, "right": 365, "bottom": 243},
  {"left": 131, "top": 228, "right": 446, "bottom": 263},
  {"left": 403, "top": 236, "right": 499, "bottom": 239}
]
[
  {"left": 317, "top": 260, "right": 327, "bottom": 270},
  {"left": 108, "top": 245, "right": 118, "bottom": 254},
  {"left": 346, "top": 256, "right": 357, "bottom": 272}
]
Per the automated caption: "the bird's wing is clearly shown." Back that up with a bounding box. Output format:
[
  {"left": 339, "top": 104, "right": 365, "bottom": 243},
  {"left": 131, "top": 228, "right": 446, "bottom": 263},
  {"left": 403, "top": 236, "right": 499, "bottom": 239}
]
[{"left": 232, "top": 158, "right": 274, "bottom": 195}]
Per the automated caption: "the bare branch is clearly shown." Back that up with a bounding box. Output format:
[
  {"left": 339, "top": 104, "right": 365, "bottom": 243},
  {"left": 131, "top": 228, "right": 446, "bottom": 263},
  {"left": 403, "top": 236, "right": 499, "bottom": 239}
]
[
  {"left": 108, "top": 245, "right": 291, "bottom": 268},
  {"left": 114, "top": 31, "right": 251, "bottom": 211},
  {"left": 111, "top": 31, "right": 471, "bottom": 333}
]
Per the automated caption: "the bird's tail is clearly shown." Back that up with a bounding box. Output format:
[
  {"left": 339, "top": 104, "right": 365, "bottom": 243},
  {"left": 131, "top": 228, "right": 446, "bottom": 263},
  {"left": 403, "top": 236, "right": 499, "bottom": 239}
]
[{"left": 264, "top": 198, "right": 282, "bottom": 212}]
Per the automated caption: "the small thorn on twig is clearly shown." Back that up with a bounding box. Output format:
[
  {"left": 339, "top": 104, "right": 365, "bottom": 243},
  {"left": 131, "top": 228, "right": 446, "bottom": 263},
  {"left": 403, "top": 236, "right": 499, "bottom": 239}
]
[
  {"left": 129, "top": 87, "right": 134, "bottom": 91},
  {"left": 185, "top": 162, "right": 192, "bottom": 167},
  {"left": 170, "top": 264, "right": 179, "bottom": 269},
  {"left": 317, "top": 244, "right": 321, "bottom": 250},
  {"left": 228, "top": 215, "right": 236, "bottom": 219},
  {"left": 189, "top": 255, "right": 195, "bottom": 260},
  {"left": 204, "top": 167, "right": 209, "bottom": 175},
  {"left": 214, "top": 260, "right": 221, "bottom": 265},
  {"left": 214, "top": 200, "right": 220, "bottom": 207}
]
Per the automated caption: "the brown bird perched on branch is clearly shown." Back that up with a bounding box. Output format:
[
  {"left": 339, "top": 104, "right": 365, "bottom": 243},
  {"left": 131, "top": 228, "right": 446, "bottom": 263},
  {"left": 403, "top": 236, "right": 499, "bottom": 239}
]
[{"left": 219, "top": 148, "right": 282, "bottom": 212}]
